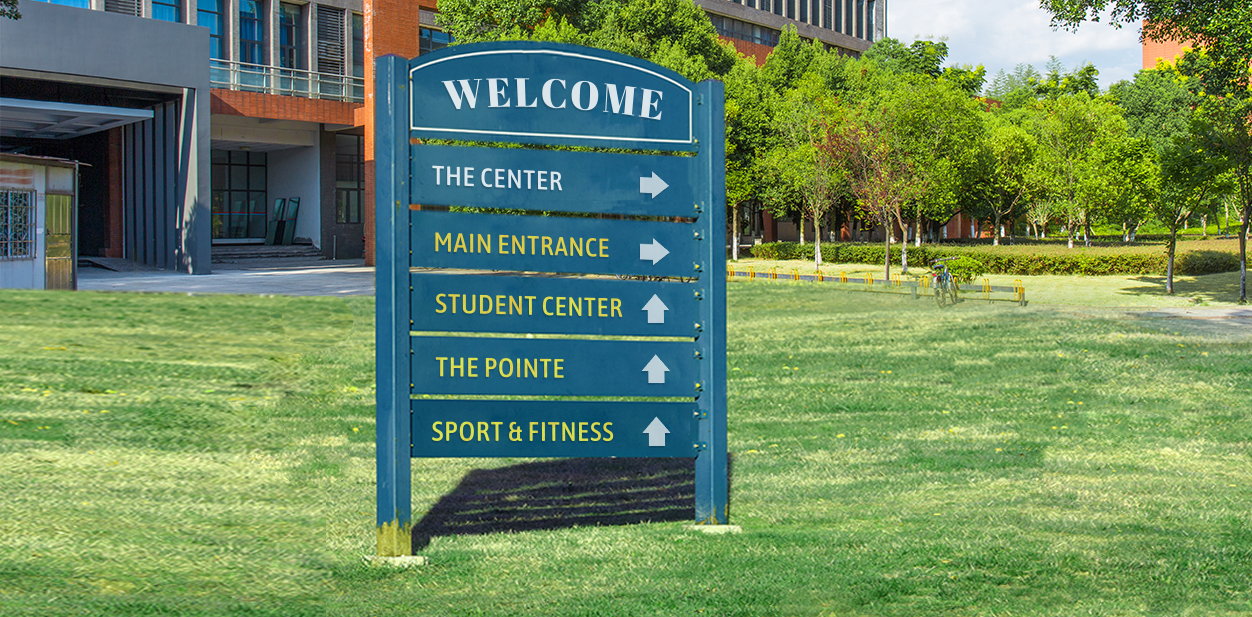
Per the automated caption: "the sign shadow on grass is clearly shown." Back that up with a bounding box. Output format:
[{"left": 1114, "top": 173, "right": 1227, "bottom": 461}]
[{"left": 411, "top": 455, "right": 734, "bottom": 552}]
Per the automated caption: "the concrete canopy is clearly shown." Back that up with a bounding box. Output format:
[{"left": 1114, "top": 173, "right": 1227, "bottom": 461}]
[{"left": 0, "top": 97, "right": 155, "bottom": 140}]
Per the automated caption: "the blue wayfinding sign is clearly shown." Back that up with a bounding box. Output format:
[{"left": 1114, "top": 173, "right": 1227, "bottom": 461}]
[
  {"left": 411, "top": 145, "right": 699, "bottom": 216},
  {"left": 411, "top": 274, "right": 702, "bottom": 337},
  {"left": 413, "top": 400, "right": 699, "bottom": 458},
  {"left": 408, "top": 210, "right": 702, "bottom": 278},
  {"left": 375, "top": 41, "right": 728, "bottom": 557}
]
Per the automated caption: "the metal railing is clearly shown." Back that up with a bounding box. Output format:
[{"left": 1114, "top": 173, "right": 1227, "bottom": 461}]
[{"left": 209, "top": 59, "right": 364, "bottom": 103}]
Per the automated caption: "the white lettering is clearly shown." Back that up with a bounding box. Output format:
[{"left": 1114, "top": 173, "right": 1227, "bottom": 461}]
[
  {"left": 487, "top": 78, "right": 511, "bottom": 108},
  {"left": 442, "top": 79, "right": 482, "bottom": 110},
  {"left": 640, "top": 89, "right": 662, "bottom": 120},
  {"left": 481, "top": 168, "right": 493, "bottom": 187},
  {"left": 464, "top": 167, "right": 475, "bottom": 187},
  {"left": 515, "top": 78, "right": 539, "bottom": 108},
  {"left": 571, "top": 81, "right": 598, "bottom": 111},
  {"left": 431, "top": 165, "right": 444, "bottom": 185},
  {"left": 604, "top": 84, "right": 636, "bottom": 116},
  {"left": 542, "top": 79, "right": 567, "bottom": 109}
]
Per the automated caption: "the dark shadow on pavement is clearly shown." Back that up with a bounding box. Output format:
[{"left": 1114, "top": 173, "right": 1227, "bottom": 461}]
[
  {"left": 412, "top": 456, "right": 732, "bottom": 551},
  {"left": 1120, "top": 271, "right": 1243, "bottom": 304}
]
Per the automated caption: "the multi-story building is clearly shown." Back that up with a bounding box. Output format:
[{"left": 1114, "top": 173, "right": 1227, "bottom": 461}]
[{"left": 0, "top": 0, "right": 883, "bottom": 275}]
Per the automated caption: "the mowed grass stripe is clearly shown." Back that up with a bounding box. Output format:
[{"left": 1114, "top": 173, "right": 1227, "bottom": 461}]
[{"left": 0, "top": 287, "right": 1249, "bottom": 616}]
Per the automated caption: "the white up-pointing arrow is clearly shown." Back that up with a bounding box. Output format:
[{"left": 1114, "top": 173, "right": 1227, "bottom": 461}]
[
  {"left": 639, "top": 172, "right": 669, "bottom": 198},
  {"left": 639, "top": 239, "right": 669, "bottom": 264},
  {"left": 642, "top": 294, "right": 669, "bottom": 324},
  {"left": 643, "top": 417, "right": 670, "bottom": 447},
  {"left": 643, "top": 355, "right": 669, "bottom": 384}
]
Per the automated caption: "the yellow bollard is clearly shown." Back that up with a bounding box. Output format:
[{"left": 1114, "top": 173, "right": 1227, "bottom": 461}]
[
  {"left": 817, "top": 270, "right": 824, "bottom": 282},
  {"left": 791, "top": 268, "right": 799, "bottom": 281},
  {"left": 866, "top": 273, "right": 874, "bottom": 291},
  {"left": 769, "top": 267, "right": 777, "bottom": 280},
  {"left": 727, "top": 266, "right": 734, "bottom": 282},
  {"left": 839, "top": 271, "right": 848, "bottom": 284},
  {"left": 748, "top": 266, "right": 755, "bottom": 280},
  {"left": 982, "top": 278, "right": 991, "bottom": 302}
]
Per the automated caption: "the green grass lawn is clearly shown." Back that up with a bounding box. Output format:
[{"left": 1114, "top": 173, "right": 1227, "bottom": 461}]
[
  {"left": 1, "top": 286, "right": 1249, "bottom": 616},
  {"left": 732, "top": 257, "right": 1252, "bottom": 307}
]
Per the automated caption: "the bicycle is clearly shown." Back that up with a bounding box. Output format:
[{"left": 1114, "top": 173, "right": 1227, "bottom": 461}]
[{"left": 931, "top": 258, "right": 960, "bottom": 308}]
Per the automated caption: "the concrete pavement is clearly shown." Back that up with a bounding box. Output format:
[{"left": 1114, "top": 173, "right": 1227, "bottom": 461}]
[{"left": 78, "top": 257, "right": 374, "bottom": 296}]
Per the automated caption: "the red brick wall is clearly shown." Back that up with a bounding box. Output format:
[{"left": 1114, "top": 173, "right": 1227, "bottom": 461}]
[
  {"left": 1143, "top": 37, "right": 1190, "bottom": 70},
  {"left": 362, "top": 0, "right": 426, "bottom": 266},
  {"left": 210, "top": 89, "right": 360, "bottom": 125},
  {"left": 721, "top": 36, "right": 772, "bottom": 67}
]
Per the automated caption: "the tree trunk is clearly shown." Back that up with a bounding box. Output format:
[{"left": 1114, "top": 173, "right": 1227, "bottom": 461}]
[
  {"left": 798, "top": 213, "right": 805, "bottom": 245},
  {"left": 1166, "top": 227, "right": 1178, "bottom": 294},
  {"left": 1123, "top": 221, "right": 1129, "bottom": 243},
  {"left": 1129, "top": 222, "right": 1138, "bottom": 243},
  {"left": 883, "top": 223, "right": 891, "bottom": 281},
  {"left": 814, "top": 234, "right": 822, "bottom": 270},
  {"left": 1201, "top": 214, "right": 1208, "bottom": 239},
  {"left": 1240, "top": 205, "right": 1249, "bottom": 304},
  {"left": 915, "top": 215, "right": 922, "bottom": 248},
  {"left": 901, "top": 221, "right": 909, "bottom": 274},
  {"left": 732, "top": 201, "right": 741, "bottom": 261},
  {"left": 992, "top": 212, "right": 1002, "bottom": 247}
]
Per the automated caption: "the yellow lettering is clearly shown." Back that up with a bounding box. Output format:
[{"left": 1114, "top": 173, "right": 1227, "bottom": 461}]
[
  {"left": 432, "top": 421, "right": 443, "bottom": 441},
  {"left": 568, "top": 297, "right": 581, "bottom": 317},
  {"left": 570, "top": 237, "right": 584, "bottom": 257},
  {"left": 556, "top": 296, "right": 566, "bottom": 316},
  {"left": 555, "top": 236, "right": 567, "bottom": 256},
  {"left": 499, "top": 234, "right": 509, "bottom": 254},
  {"left": 603, "top": 422, "right": 613, "bottom": 441},
  {"left": 477, "top": 234, "right": 491, "bottom": 253},
  {"left": 540, "top": 358, "right": 551, "bottom": 377},
  {"left": 485, "top": 357, "right": 497, "bottom": 377},
  {"left": 541, "top": 236, "right": 553, "bottom": 255},
  {"left": 554, "top": 358, "right": 563, "bottom": 378},
  {"left": 453, "top": 233, "right": 467, "bottom": 253},
  {"left": 459, "top": 421, "right": 473, "bottom": 441},
  {"left": 543, "top": 297, "right": 554, "bottom": 316},
  {"left": 563, "top": 422, "right": 576, "bottom": 441},
  {"left": 500, "top": 358, "right": 514, "bottom": 378},
  {"left": 435, "top": 232, "right": 452, "bottom": 252},
  {"left": 436, "top": 357, "right": 448, "bottom": 377},
  {"left": 496, "top": 295, "right": 507, "bottom": 315},
  {"left": 529, "top": 421, "right": 538, "bottom": 441},
  {"left": 435, "top": 294, "right": 447, "bottom": 314},
  {"left": 477, "top": 421, "right": 489, "bottom": 441},
  {"left": 510, "top": 295, "right": 523, "bottom": 315},
  {"left": 579, "top": 422, "right": 589, "bottom": 441},
  {"left": 450, "top": 357, "right": 465, "bottom": 377},
  {"left": 611, "top": 298, "right": 622, "bottom": 317},
  {"left": 599, "top": 238, "right": 609, "bottom": 257},
  {"left": 512, "top": 235, "right": 524, "bottom": 255},
  {"left": 591, "top": 422, "right": 602, "bottom": 441},
  {"left": 525, "top": 358, "right": 538, "bottom": 378},
  {"left": 492, "top": 421, "right": 503, "bottom": 441},
  {"left": 598, "top": 298, "right": 607, "bottom": 317}
]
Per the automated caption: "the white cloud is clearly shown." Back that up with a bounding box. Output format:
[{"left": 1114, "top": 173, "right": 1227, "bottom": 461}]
[{"left": 887, "top": 0, "right": 1142, "bottom": 89}]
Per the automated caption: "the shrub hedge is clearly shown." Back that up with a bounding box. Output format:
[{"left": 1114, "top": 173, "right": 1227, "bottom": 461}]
[{"left": 747, "top": 242, "right": 1241, "bottom": 276}]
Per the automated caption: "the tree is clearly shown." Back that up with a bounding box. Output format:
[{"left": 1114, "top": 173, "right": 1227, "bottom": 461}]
[
  {"left": 969, "top": 116, "right": 1039, "bottom": 246},
  {"left": 1101, "top": 137, "right": 1157, "bottom": 242},
  {"left": 1031, "top": 57, "right": 1101, "bottom": 99},
  {"left": 822, "top": 107, "right": 927, "bottom": 280},
  {"left": 1, "top": 0, "right": 19, "bottom": 20},
  {"left": 1025, "top": 92, "right": 1127, "bottom": 248},
  {"left": 1155, "top": 128, "right": 1234, "bottom": 293},
  {"left": 724, "top": 57, "right": 772, "bottom": 261}
]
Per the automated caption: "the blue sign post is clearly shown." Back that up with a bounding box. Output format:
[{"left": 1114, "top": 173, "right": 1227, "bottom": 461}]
[{"left": 375, "top": 42, "right": 727, "bottom": 557}]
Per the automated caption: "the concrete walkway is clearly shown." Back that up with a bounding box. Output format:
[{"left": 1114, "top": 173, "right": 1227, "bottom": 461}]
[{"left": 78, "top": 257, "right": 374, "bottom": 296}]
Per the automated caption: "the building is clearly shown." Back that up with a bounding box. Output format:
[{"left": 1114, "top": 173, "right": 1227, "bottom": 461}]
[{"left": 1, "top": 0, "right": 883, "bottom": 275}]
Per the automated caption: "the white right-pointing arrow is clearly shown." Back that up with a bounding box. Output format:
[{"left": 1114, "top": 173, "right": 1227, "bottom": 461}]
[
  {"left": 642, "top": 294, "right": 669, "bottom": 324},
  {"left": 642, "top": 355, "right": 669, "bottom": 384},
  {"left": 639, "top": 239, "right": 670, "bottom": 264},
  {"left": 639, "top": 172, "right": 669, "bottom": 198},
  {"left": 643, "top": 417, "right": 670, "bottom": 447}
]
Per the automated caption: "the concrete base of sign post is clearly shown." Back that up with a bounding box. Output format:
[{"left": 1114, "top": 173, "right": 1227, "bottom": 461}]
[
  {"left": 363, "top": 555, "right": 429, "bottom": 568},
  {"left": 683, "top": 524, "right": 742, "bottom": 535}
]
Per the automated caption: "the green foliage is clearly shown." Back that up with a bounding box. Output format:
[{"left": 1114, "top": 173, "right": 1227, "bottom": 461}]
[
  {"left": 1, "top": 0, "right": 19, "bottom": 20},
  {"left": 945, "top": 255, "right": 985, "bottom": 283},
  {"left": 1030, "top": 57, "right": 1101, "bottom": 99},
  {"left": 749, "top": 241, "right": 1240, "bottom": 276}
]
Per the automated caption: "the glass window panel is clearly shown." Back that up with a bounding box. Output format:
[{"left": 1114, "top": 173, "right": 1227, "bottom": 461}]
[
  {"left": 230, "top": 151, "right": 248, "bottom": 165},
  {"left": 251, "top": 152, "right": 267, "bottom": 165},
  {"left": 212, "top": 164, "right": 228, "bottom": 190},
  {"left": 249, "top": 166, "right": 266, "bottom": 191},
  {"left": 230, "top": 165, "right": 247, "bottom": 189}
]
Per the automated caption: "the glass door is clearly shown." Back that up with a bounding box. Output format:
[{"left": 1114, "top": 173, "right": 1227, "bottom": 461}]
[{"left": 211, "top": 150, "right": 268, "bottom": 241}]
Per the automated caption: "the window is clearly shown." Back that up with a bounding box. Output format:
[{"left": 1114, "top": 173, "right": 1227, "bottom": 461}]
[
  {"left": 152, "top": 0, "right": 180, "bottom": 22},
  {"left": 419, "top": 28, "right": 452, "bottom": 54},
  {"left": 279, "top": 3, "right": 301, "bottom": 69},
  {"left": 335, "top": 135, "right": 364, "bottom": 225},
  {"left": 0, "top": 191, "right": 34, "bottom": 260},
  {"left": 240, "top": 0, "right": 264, "bottom": 65},
  {"left": 799, "top": 0, "right": 806, "bottom": 23},
  {"left": 317, "top": 5, "right": 345, "bottom": 75},
  {"left": 708, "top": 14, "right": 780, "bottom": 47},
  {"left": 866, "top": 0, "right": 875, "bottom": 41},
  {"left": 33, "top": 0, "right": 90, "bottom": 8},
  {"left": 211, "top": 151, "right": 268, "bottom": 240},
  {"left": 352, "top": 13, "right": 365, "bottom": 99},
  {"left": 856, "top": 0, "right": 864, "bottom": 38},
  {"left": 103, "top": 0, "right": 139, "bottom": 15},
  {"left": 822, "top": 0, "right": 831, "bottom": 28},
  {"left": 198, "top": 0, "right": 224, "bottom": 60}
]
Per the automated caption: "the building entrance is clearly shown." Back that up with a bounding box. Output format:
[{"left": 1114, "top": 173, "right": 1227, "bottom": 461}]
[{"left": 211, "top": 150, "right": 268, "bottom": 241}]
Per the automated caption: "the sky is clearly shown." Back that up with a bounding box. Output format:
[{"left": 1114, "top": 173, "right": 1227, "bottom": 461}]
[{"left": 887, "top": 0, "right": 1145, "bottom": 92}]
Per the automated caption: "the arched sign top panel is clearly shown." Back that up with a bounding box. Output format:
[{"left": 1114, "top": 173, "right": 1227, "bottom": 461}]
[{"left": 408, "top": 42, "right": 696, "bottom": 150}]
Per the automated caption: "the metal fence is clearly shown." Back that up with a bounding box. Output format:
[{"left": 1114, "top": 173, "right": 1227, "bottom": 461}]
[
  {"left": 727, "top": 266, "right": 1028, "bottom": 306},
  {"left": 209, "top": 59, "right": 365, "bottom": 103}
]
